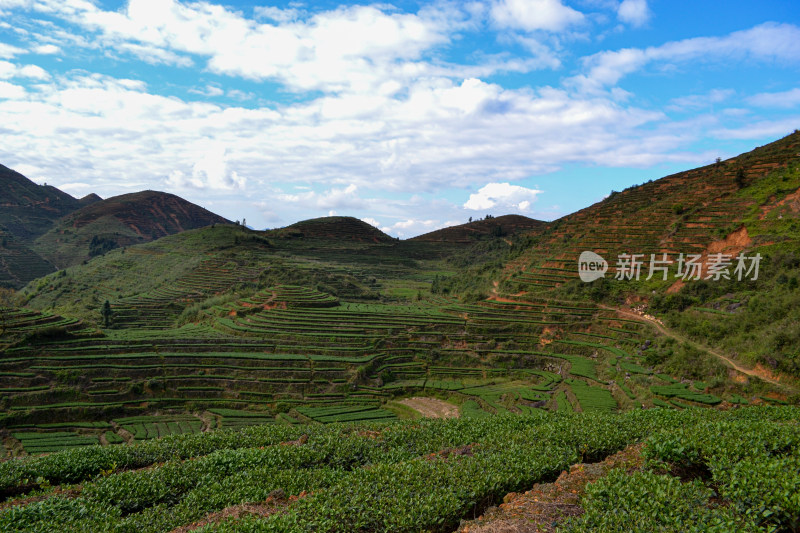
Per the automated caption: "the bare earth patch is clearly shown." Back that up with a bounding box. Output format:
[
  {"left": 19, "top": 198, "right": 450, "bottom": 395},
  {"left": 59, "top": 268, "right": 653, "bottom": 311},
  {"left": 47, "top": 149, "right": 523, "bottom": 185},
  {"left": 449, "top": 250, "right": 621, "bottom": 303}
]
[
  {"left": 170, "top": 490, "right": 307, "bottom": 533},
  {"left": 456, "top": 444, "right": 645, "bottom": 533},
  {"left": 398, "top": 397, "right": 460, "bottom": 418}
]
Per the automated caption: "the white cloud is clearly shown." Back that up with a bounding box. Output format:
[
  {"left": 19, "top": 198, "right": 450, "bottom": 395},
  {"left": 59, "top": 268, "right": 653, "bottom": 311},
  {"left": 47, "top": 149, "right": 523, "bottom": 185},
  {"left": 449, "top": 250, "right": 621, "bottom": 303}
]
[
  {"left": 617, "top": 0, "right": 650, "bottom": 27},
  {"left": 491, "top": 0, "right": 584, "bottom": 32},
  {"left": 0, "top": 60, "right": 49, "bottom": 79},
  {"left": 0, "top": 4, "right": 795, "bottom": 235},
  {"left": 278, "top": 184, "right": 363, "bottom": 210},
  {"left": 166, "top": 143, "right": 245, "bottom": 190},
  {"left": 57, "top": 181, "right": 94, "bottom": 194},
  {"left": 384, "top": 218, "right": 443, "bottom": 238},
  {"left": 117, "top": 42, "right": 193, "bottom": 67},
  {"left": 464, "top": 182, "right": 543, "bottom": 211},
  {"left": 0, "top": 42, "right": 25, "bottom": 58},
  {"left": 18, "top": 64, "right": 49, "bottom": 79},
  {"left": 0, "top": 80, "right": 25, "bottom": 98},
  {"left": 571, "top": 22, "right": 800, "bottom": 91},
  {"left": 253, "top": 5, "right": 302, "bottom": 23},
  {"left": 713, "top": 118, "right": 800, "bottom": 140},
  {"left": 748, "top": 88, "right": 800, "bottom": 108},
  {"left": 361, "top": 217, "right": 381, "bottom": 228},
  {"left": 12, "top": 0, "right": 454, "bottom": 95},
  {"left": 189, "top": 84, "right": 224, "bottom": 97},
  {"left": 32, "top": 43, "right": 60, "bottom": 54}
]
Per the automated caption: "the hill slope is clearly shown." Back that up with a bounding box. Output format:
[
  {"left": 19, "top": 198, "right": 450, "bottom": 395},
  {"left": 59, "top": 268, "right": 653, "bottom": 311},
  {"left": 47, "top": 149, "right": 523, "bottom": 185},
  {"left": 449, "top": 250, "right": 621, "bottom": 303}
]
[
  {"left": 32, "top": 190, "right": 231, "bottom": 268},
  {"left": 271, "top": 216, "right": 396, "bottom": 243},
  {"left": 0, "top": 230, "right": 55, "bottom": 289},
  {"left": 505, "top": 131, "right": 800, "bottom": 290},
  {"left": 490, "top": 130, "right": 800, "bottom": 380},
  {"left": 0, "top": 164, "right": 91, "bottom": 243},
  {"left": 412, "top": 214, "right": 547, "bottom": 243},
  {"left": 0, "top": 165, "right": 96, "bottom": 287}
]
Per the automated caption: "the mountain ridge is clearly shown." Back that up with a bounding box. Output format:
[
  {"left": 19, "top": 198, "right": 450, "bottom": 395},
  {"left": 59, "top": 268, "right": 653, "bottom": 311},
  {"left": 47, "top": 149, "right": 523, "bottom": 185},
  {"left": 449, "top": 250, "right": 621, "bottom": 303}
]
[{"left": 32, "top": 190, "right": 231, "bottom": 269}]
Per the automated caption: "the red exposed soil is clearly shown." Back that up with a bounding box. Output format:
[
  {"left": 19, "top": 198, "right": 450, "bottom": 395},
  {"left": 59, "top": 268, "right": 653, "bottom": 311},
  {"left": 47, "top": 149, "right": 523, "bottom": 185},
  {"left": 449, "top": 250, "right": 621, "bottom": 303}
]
[
  {"left": 759, "top": 186, "right": 800, "bottom": 219},
  {"left": 667, "top": 225, "right": 753, "bottom": 292}
]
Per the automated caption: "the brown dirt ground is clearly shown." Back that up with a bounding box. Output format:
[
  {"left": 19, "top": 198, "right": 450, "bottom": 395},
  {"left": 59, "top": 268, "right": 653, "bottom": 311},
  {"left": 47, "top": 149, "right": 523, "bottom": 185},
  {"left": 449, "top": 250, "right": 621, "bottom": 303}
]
[
  {"left": 0, "top": 486, "right": 82, "bottom": 511},
  {"left": 170, "top": 491, "right": 308, "bottom": 533},
  {"left": 455, "top": 444, "right": 645, "bottom": 533},
  {"left": 398, "top": 397, "right": 460, "bottom": 418}
]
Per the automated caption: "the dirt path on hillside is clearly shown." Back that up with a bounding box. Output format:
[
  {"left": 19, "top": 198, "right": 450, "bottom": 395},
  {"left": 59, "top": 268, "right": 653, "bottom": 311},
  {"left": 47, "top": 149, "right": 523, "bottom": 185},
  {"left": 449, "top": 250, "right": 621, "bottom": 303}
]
[
  {"left": 398, "top": 397, "right": 460, "bottom": 418},
  {"left": 488, "top": 281, "right": 520, "bottom": 304},
  {"left": 596, "top": 304, "right": 796, "bottom": 391}
]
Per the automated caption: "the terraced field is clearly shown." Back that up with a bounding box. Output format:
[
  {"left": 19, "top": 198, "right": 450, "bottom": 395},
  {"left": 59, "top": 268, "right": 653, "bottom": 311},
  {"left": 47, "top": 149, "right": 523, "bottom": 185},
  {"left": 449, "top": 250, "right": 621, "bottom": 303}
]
[{"left": 0, "top": 276, "right": 772, "bottom": 456}]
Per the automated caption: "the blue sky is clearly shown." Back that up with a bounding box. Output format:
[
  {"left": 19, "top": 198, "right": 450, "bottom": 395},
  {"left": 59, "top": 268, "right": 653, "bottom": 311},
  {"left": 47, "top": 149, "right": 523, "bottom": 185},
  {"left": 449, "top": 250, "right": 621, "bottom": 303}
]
[{"left": 0, "top": 0, "right": 798, "bottom": 237}]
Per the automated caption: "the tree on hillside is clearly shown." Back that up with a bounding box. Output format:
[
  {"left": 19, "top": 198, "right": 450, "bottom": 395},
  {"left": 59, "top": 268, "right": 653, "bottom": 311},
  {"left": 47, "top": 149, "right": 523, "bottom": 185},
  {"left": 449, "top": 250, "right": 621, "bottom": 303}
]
[
  {"left": 101, "top": 300, "right": 112, "bottom": 328},
  {"left": 735, "top": 167, "right": 746, "bottom": 189},
  {"left": 0, "top": 287, "right": 17, "bottom": 337}
]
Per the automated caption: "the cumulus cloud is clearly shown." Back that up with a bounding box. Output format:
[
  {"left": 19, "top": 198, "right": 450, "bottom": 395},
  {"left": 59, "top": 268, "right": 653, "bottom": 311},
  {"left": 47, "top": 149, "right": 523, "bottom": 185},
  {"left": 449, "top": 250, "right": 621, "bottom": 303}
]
[
  {"left": 361, "top": 217, "right": 382, "bottom": 228},
  {"left": 491, "top": 0, "right": 584, "bottom": 32},
  {"left": 117, "top": 42, "right": 193, "bottom": 67},
  {"left": 0, "top": 60, "right": 50, "bottom": 80},
  {"left": 0, "top": 80, "right": 25, "bottom": 98},
  {"left": 8, "top": 0, "right": 456, "bottom": 95},
  {"left": 32, "top": 43, "right": 60, "bottom": 54},
  {"left": 464, "top": 182, "right": 543, "bottom": 211},
  {"left": 166, "top": 143, "right": 245, "bottom": 190},
  {"left": 0, "top": 42, "right": 25, "bottom": 58},
  {"left": 617, "top": 0, "right": 650, "bottom": 27}
]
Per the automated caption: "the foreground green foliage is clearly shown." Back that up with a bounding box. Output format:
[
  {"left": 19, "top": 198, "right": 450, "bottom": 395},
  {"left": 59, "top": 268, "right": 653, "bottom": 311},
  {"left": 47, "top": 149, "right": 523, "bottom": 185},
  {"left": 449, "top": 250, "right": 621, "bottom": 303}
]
[{"left": 0, "top": 407, "right": 796, "bottom": 532}]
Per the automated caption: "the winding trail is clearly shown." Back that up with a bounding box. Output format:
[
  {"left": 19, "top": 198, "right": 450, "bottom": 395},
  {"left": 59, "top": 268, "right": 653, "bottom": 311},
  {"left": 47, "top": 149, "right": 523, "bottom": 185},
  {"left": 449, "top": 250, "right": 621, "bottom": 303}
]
[{"left": 597, "top": 303, "right": 796, "bottom": 392}]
